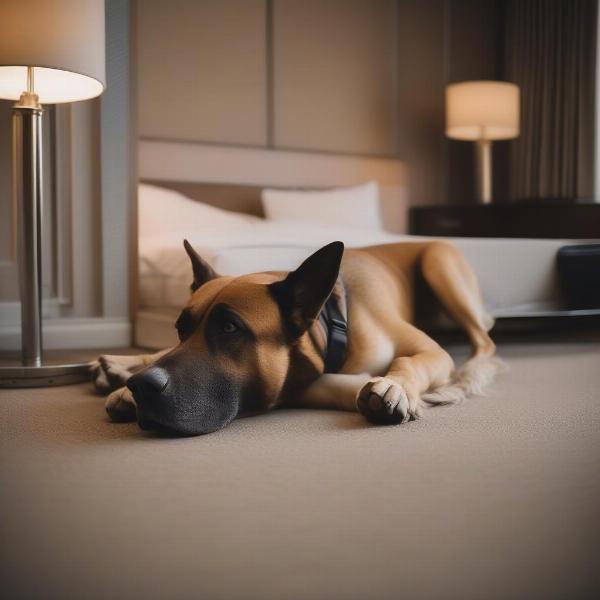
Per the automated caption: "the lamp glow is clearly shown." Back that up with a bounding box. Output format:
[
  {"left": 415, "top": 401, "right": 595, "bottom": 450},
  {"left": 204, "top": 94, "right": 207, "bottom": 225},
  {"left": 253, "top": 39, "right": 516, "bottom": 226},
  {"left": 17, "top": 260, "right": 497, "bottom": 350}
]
[
  {"left": 446, "top": 81, "right": 520, "bottom": 141},
  {"left": 0, "top": 0, "right": 105, "bottom": 104},
  {"left": 0, "top": 66, "right": 104, "bottom": 104}
]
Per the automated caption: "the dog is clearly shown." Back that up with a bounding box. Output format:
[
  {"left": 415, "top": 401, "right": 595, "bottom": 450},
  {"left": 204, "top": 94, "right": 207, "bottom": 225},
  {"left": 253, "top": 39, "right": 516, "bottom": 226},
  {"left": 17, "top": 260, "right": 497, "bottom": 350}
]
[{"left": 92, "top": 239, "right": 502, "bottom": 435}]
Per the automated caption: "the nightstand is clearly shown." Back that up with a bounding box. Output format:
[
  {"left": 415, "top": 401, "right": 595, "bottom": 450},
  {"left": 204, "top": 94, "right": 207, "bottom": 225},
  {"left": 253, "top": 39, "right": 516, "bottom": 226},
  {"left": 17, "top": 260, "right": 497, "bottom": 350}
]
[{"left": 409, "top": 202, "right": 600, "bottom": 239}]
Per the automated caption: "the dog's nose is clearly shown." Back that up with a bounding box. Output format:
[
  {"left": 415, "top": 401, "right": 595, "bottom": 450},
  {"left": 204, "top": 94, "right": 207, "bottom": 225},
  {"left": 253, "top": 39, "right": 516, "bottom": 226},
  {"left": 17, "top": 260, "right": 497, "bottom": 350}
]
[{"left": 127, "top": 366, "right": 169, "bottom": 407}]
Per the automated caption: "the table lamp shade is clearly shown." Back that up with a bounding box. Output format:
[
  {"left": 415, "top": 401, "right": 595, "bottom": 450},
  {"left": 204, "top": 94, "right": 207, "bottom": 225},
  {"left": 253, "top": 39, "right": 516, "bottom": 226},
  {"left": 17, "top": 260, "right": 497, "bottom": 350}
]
[
  {"left": 446, "top": 81, "right": 520, "bottom": 141},
  {"left": 0, "top": 0, "right": 105, "bottom": 104}
]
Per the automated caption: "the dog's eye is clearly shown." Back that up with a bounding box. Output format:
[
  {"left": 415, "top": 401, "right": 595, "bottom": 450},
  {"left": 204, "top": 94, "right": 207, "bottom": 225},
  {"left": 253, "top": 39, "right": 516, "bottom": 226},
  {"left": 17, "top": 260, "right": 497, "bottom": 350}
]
[{"left": 222, "top": 321, "right": 238, "bottom": 334}]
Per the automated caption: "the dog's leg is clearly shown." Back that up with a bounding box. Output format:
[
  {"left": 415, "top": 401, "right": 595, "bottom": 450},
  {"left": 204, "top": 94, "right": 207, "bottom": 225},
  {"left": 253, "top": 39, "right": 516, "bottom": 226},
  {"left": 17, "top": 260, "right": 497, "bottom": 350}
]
[
  {"left": 418, "top": 241, "right": 506, "bottom": 406},
  {"left": 297, "top": 344, "right": 454, "bottom": 424},
  {"left": 294, "top": 373, "right": 373, "bottom": 411},
  {"left": 105, "top": 386, "right": 137, "bottom": 422},
  {"left": 92, "top": 354, "right": 145, "bottom": 393},
  {"left": 420, "top": 241, "right": 495, "bottom": 356},
  {"left": 356, "top": 336, "right": 455, "bottom": 423},
  {"left": 92, "top": 348, "right": 172, "bottom": 394}
]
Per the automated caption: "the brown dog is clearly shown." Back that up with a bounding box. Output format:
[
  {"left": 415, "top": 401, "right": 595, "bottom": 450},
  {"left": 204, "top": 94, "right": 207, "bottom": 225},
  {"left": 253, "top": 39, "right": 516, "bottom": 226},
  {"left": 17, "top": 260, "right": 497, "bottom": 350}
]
[{"left": 93, "top": 240, "right": 502, "bottom": 435}]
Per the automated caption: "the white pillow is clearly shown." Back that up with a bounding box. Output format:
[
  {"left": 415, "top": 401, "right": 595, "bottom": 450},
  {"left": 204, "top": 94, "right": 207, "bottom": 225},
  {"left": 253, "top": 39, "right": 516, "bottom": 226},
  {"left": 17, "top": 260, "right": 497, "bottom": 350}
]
[
  {"left": 138, "top": 183, "right": 260, "bottom": 251},
  {"left": 261, "top": 181, "right": 382, "bottom": 230}
]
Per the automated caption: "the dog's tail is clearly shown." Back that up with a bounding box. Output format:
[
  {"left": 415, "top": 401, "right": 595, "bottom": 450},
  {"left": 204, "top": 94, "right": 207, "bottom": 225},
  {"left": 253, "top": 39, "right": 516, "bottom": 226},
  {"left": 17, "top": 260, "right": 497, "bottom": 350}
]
[{"left": 421, "top": 354, "right": 507, "bottom": 406}]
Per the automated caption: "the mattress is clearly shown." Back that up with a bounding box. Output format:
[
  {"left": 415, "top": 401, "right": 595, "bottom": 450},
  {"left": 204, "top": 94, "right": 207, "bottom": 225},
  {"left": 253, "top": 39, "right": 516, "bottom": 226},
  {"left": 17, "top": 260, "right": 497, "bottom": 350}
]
[
  {"left": 138, "top": 220, "right": 405, "bottom": 310},
  {"left": 137, "top": 183, "right": 593, "bottom": 319},
  {"left": 139, "top": 229, "right": 579, "bottom": 318}
]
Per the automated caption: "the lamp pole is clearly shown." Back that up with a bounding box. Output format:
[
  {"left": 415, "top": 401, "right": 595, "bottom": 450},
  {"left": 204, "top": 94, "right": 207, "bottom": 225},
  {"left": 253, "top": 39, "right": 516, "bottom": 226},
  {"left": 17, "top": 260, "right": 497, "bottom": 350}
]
[
  {"left": 14, "top": 66, "right": 43, "bottom": 367},
  {"left": 475, "top": 139, "right": 492, "bottom": 204}
]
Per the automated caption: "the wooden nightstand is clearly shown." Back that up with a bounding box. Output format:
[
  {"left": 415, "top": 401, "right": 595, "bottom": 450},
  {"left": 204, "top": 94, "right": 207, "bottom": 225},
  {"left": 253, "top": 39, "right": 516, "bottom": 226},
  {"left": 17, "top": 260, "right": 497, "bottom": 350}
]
[{"left": 409, "top": 202, "right": 600, "bottom": 239}]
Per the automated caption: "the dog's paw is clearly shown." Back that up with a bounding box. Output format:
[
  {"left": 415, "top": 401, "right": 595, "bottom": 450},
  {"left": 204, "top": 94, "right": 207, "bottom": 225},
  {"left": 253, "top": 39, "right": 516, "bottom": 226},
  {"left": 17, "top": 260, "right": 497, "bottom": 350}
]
[
  {"left": 92, "top": 355, "right": 132, "bottom": 395},
  {"left": 356, "top": 377, "right": 416, "bottom": 424},
  {"left": 105, "top": 386, "right": 137, "bottom": 422},
  {"left": 89, "top": 359, "right": 109, "bottom": 392}
]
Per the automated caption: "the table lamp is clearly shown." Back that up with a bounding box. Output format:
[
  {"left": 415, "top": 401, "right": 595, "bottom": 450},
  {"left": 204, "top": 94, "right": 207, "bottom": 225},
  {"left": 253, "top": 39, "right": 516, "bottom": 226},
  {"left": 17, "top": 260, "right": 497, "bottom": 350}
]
[
  {"left": 446, "top": 81, "right": 520, "bottom": 204},
  {"left": 0, "top": 0, "right": 105, "bottom": 387}
]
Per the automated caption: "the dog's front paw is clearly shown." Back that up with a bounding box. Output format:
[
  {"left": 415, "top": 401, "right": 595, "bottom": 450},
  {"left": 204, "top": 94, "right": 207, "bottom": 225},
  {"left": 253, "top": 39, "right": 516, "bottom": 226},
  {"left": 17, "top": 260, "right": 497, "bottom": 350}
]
[
  {"left": 92, "top": 355, "right": 132, "bottom": 394},
  {"left": 105, "top": 386, "right": 137, "bottom": 422},
  {"left": 356, "top": 377, "right": 413, "bottom": 424}
]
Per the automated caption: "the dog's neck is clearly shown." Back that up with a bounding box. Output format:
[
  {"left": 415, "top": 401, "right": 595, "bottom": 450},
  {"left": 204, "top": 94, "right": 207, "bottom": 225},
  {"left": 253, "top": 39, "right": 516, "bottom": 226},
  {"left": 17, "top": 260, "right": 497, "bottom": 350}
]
[
  {"left": 317, "top": 279, "right": 348, "bottom": 373},
  {"left": 279, "top": 278, "right": 348, "bottom": 404}
]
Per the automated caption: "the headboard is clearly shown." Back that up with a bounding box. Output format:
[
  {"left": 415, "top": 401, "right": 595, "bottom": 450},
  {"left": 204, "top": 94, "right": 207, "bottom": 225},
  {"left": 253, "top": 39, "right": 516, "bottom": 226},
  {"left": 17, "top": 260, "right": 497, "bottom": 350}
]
[
  {"left": 141, "top": 180, "right": 265, "bottom": 217},
  {"left": 138, "top": 140, "right": 408, "bottom": 232}
]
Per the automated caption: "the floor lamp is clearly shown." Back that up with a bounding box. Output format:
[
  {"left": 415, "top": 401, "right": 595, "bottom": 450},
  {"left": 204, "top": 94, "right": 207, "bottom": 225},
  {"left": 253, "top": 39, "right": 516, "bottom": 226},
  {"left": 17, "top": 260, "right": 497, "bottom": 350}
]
[
  {"left": 446, "top": 81, "right": 520, "bottom": 204},
  {"left": 0, "top": 0, "right": 105, "bottom": 387}
]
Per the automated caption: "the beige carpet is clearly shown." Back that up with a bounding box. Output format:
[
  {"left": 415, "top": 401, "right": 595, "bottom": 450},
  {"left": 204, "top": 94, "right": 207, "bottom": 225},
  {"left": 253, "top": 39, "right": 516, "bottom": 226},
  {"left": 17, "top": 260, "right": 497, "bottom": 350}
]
[{"left": 1, "top": 339, "right": 599, "bottom": 600}]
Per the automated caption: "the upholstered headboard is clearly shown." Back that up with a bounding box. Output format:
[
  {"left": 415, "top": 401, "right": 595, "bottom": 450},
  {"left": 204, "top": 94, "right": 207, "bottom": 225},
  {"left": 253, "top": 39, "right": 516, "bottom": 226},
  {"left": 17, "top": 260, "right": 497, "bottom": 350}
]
[
  {"left": 138, "top": 140, "right": 409, "bottom": 231},
  {"left": 141, "top": 180, "right": 265, "bottom": 217}
]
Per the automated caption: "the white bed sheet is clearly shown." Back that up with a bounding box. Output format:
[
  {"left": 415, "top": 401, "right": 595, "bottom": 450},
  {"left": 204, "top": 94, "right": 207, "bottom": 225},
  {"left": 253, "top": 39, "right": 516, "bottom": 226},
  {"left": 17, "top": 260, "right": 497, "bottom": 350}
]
[
  {"left": 139, "top": 218, "right": 579, "bottom": 317},
  {"left": 139, "top": 221, "right": 405, "bottom": 310}
]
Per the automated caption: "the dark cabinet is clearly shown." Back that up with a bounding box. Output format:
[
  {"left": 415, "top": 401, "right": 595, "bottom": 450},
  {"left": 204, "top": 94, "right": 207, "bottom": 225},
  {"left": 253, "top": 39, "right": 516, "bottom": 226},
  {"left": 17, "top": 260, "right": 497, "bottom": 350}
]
[{"left": 409, "top": 203, "right": 600, "bottom": 239}]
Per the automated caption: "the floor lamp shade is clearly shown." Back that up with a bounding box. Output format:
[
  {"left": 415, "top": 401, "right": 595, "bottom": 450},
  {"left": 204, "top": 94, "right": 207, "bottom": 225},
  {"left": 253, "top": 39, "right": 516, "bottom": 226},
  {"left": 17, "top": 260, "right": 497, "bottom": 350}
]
[{"left": 0, "top": 0, "right": 105, "bottom": 103}]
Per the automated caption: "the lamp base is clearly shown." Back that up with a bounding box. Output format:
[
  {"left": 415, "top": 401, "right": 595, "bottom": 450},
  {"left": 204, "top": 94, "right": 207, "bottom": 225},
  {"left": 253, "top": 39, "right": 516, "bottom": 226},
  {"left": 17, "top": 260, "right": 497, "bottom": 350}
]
[{"left": 0, "top": 362, "right": 92, "bottom": 388}]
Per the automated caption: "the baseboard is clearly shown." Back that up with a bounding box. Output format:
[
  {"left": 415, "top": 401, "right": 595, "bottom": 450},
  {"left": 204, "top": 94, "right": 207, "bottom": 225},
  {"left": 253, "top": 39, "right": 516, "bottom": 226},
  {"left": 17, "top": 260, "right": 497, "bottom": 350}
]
[
  {"left": 0, "top": 317, "right": 132, "bottom": 351},
  {"left": 0, "top": 299, "right": 63, "bottom": 324}
]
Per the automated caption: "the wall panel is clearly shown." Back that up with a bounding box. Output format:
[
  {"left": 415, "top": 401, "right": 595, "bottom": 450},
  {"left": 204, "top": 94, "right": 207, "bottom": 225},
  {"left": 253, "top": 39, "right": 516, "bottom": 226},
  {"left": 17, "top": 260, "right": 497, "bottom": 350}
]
[
  {"left": 272, "top": 0, "right": 397, "bottom": 156},
  {"left": 138, "top": 0, "right": 268, "bottom": 146}
]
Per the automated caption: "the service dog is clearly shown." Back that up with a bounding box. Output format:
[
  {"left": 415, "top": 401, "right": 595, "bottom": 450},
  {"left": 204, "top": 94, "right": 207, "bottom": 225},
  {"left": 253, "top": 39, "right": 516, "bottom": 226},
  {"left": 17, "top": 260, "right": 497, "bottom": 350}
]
[{"left": 93, "top": 240, "right": 503, "bottom": 435}]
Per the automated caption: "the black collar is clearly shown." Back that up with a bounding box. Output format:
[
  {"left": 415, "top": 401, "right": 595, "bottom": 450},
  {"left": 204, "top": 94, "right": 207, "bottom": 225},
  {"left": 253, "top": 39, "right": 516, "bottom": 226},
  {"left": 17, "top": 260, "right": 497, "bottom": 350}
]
[{"left": 318, "top": 283, "right": 348, "bottom": 373}]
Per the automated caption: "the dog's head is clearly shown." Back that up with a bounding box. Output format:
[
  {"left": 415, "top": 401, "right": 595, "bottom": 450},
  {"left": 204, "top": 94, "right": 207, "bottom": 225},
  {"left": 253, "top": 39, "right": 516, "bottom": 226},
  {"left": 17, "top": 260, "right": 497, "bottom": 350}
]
[{"left": 127, "top": 240, "right": 345, "bottom": 435}]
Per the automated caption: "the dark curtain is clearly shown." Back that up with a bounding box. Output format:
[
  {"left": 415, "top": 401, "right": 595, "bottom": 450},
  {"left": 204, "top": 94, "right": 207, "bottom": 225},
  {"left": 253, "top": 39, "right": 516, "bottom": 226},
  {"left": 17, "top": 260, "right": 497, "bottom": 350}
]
[{"left": 502, "top": 0, "right": 598, "bottom": 200}]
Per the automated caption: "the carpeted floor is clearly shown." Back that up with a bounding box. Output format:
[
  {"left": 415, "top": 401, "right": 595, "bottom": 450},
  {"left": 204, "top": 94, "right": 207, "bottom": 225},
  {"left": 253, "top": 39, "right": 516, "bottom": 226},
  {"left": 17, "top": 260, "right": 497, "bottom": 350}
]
[{"left": 1, "top": 338, "right": 599, "bottom": 600}]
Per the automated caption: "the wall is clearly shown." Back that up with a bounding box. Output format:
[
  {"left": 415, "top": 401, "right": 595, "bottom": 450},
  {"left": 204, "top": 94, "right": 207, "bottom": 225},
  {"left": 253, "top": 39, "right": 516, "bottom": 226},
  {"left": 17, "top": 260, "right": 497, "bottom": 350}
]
[
  {"left": 138, "top": 0, "right": 268, "bottom": 147},
  {"left": 395, "top": 0, "right": 446, "bottom": 206},
  {"left": 271, "top": 0, "right": 398, "bottom": 155}
]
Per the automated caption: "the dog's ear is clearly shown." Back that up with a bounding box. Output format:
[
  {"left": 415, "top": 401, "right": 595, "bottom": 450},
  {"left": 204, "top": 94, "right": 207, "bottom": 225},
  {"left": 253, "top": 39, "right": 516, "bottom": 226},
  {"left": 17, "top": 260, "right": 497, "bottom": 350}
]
[
  {"left": 269, "top": 241, "right": 344, "bottom": 337},
  {"left": 183, "top": 239, "right": 218, "bottom": 291}
]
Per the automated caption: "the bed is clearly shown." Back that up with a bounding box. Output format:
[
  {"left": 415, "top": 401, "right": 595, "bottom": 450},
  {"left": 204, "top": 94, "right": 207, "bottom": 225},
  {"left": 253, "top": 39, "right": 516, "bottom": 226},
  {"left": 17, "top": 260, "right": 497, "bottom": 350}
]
[{"left": 135, "top": 181, "right": 591, "bottom": 349}]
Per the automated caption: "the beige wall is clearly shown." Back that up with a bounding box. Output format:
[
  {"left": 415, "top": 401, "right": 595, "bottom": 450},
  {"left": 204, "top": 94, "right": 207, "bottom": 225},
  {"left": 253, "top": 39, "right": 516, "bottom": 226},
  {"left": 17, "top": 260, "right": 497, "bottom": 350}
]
[
  {"left": 396, "top": 0, "right": 447, "bottom": 207},
  {"left": 272, "top": 0, "right": 397, "bottom": 155},
  {"left": 138, "top": 0, "right": 267, "bottom": 146}
]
